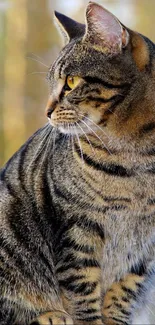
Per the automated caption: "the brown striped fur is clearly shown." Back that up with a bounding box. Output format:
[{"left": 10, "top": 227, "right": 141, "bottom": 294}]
[{"left": 1, "top": 2, "right": 155, "bottom": 325}]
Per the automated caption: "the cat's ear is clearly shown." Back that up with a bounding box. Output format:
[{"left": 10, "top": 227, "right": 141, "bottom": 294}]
[
  {"left": 54, "top": 11, "right": 85, "bottom": 45},
  {"left": 83, "top": 2, "right": 129, "bottom": 54}
]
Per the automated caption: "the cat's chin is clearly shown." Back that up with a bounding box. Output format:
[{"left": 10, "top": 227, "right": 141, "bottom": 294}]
[
  {"left": 48, "top": 118, "right": 91, "bottom": 135},
  {"left": 58, "top": 125, "right": 86, "bottom": 136},
  {"left": 49, "top": 116, "right": 102, "bottom": 136}
]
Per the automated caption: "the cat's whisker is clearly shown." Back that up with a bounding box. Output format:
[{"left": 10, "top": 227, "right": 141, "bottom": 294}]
[
  {"left": 29, "top": 52, "right": 48, "bottom": 65},
  {"left": 27, "top": 72, "right": 47, "bottom": 76},
  {"left": 68, "top": 129, "right": 71, "bottom": 152},
  {"left": 52, "top": 128, "right": 57, "bottom": 153},
  {"left": 78, "top": 121, "right": 103, "bottom": 165},
  {"left": 27, "top": 127, "right": 51, "bottom": 183},
  {"left": 79, "top": 118, "right": 112, "bottom": 155},
  {"left": 37, "top": 125, "right": 52, "bottom": 155},
  {"left": 71, "top": 134, "right": 75, "bottom": 156},
  {"left": 26, "top": 56, "right": 49, "bottom": 68},
  {"left": 67, "top": 124, "right": 71, "bottom": 156},
  {"left": 76, "top": 122, "right": 96, "bottom": 158},
  {"left": 146, "top": 305, "right": 155, "bottom": 319},
  {"left": 36, "top": 128, "right": 53, "bottom": 180},
  {"left": 70, "top": 124, "right": 75, "bottom": 157},
  {"left": 74, "top": 125, "right": 84, "bottom": 165},
  {"left": 51, "top": 127, "right": 57, "bottom": 171},
  {"left": 27, "top": 124, "right": 51, "bottom": 174},
  {"left": 107, "top": 107, "right": 118, "bottom": 117},
  {"left": 79, "top": 113, "right": 112, "bottom": 143},
  {"left": 69, "top": 125, "right": 75, "bottom": 160}
]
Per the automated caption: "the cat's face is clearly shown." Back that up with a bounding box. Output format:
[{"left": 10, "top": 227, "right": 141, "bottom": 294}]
[{"left": 46, "top": 2, "right": 151, "bottom": 139}]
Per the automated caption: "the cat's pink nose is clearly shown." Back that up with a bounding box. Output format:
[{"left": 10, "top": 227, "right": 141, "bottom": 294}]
[{"left": 45, "top": 96, "right": 58, "bottom": 118}]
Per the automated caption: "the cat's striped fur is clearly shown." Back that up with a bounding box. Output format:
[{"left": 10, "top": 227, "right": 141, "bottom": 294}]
[{"left": 1, "top": 2, "right": 155, "bottom": 324}]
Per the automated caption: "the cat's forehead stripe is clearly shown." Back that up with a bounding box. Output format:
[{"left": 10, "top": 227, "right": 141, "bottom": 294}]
[
  {"left": 54, "top": 44, "right": 76, "bottom": 80},
  {"left": 59, "top": 61, "right": 65, "bottom": 78},
  {"left": 53, "top": 46, "right": 71, "bottom": 79},
  {"left": 53, "top": 59, "right": 65, "bottom": 80}
]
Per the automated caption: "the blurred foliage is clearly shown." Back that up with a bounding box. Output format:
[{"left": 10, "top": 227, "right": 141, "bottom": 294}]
[{"left": 0, "top": 0, "right": 155, "bottom": 166}]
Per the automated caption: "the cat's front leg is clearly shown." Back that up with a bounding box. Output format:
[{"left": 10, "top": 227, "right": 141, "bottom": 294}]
[
  {"left": 59, "top": 267, "right": 103, "bottom": 325},
  {"left": 56, "top": 229, "right": 104, "bottom": 325},
  {"left": 30, "top": 310, "right": 73, "bottom": 325},
  {"left": 102, "top": 273, "right": 145, "bottom": 325}
]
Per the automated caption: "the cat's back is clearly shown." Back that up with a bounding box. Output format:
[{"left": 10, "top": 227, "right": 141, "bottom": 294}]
[
  {"left": 0, "top": 124, "right": 60, "bottom": 226},
  {"left": 0, "top": 124, "right": 54, "bottom": 192}
]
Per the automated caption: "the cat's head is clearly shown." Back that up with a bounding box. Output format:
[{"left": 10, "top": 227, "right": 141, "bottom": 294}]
[{"left": 46, "top": 2, "right": 155, "bottom": 142}]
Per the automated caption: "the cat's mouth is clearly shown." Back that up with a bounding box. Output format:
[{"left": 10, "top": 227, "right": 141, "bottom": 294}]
[
  {"left": 46, "top": 94, "right": 103, "bottom": 136},
  {"left": 48, "top": 114, "right": 101, "bottom": 136},
  {"left": 46, "top": 98, "right": 103, "bottom": 136}
]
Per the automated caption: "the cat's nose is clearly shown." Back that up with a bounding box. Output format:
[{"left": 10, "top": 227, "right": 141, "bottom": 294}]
[
  {"left": 45, "top": 96, "right": 58, "bottom": 118},
  {"left": 46, "top": 109, "right": 52, "bottom": 119}
]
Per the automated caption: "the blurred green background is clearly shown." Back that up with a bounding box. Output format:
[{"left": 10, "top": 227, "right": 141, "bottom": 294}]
[{"left": 0, "top": 0, "right": 155, "bottom": 166}]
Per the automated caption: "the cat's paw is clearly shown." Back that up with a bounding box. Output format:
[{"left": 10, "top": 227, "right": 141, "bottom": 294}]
[{"left": 30, "top": 311, "right": 74, "bottom": 325}]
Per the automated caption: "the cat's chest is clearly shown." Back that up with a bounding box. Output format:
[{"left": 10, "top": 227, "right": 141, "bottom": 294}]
[
  {"left": 64, "top": 165, "right": 155, "bottom": 222},
  {"left": 100, "top": 194, "right": 155, "bottom": 291},
  {"left": 70, "top": 172, "right": 155, "bottom": 283},
  {"left": 98, "top": 213, "right": 155, "bottom": 295},
  {"left": 100, "top": 215, "right": 143, "bottom": 291},
  {"left": 53, "top": 163, "right": 155, "bottom": 289}
]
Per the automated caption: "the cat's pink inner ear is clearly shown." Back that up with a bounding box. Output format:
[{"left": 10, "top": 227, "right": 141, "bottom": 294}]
[{"left": 84, "top": 2, "right": 129, "bottom": 53}]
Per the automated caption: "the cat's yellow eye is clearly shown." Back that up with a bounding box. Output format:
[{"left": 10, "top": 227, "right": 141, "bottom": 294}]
[{"left": 66, "top": 76, "right": 81, "bottom": 90}]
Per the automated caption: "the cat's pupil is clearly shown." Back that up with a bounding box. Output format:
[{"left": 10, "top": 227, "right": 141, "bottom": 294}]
[{"left": 63, "top": 82, "right": 71, "bottom": 91}]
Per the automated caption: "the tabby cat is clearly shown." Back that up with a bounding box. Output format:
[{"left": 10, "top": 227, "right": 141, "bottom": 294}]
[{"left": 1, "top": 1, "right": 155, "bottom": 324}]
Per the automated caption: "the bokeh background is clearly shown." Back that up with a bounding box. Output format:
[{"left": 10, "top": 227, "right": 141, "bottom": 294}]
[{"left": 1, "top": 0, "right": 155, "bottom": 166}]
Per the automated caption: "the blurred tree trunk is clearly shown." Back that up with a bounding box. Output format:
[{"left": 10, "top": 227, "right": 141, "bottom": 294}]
[
  {"left": 1, "top": 0, "right": 57, "bottom": 165},
  {"left": 134, "top": 0, "right": 155, "bottom": 42},
  {"left": 25, "top": 0, "right": 58, "bottom": 140},
  {"left": 0, "top": 9, "right": 6, "bottom": 165},
  {"left": 2, "top": 0, "right": 27, "bottom": 163}
]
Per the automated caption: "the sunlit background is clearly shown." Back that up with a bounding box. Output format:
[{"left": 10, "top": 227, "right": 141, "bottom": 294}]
[{"left": 1, "top": 0, "right": 155, "bottom": 166}]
